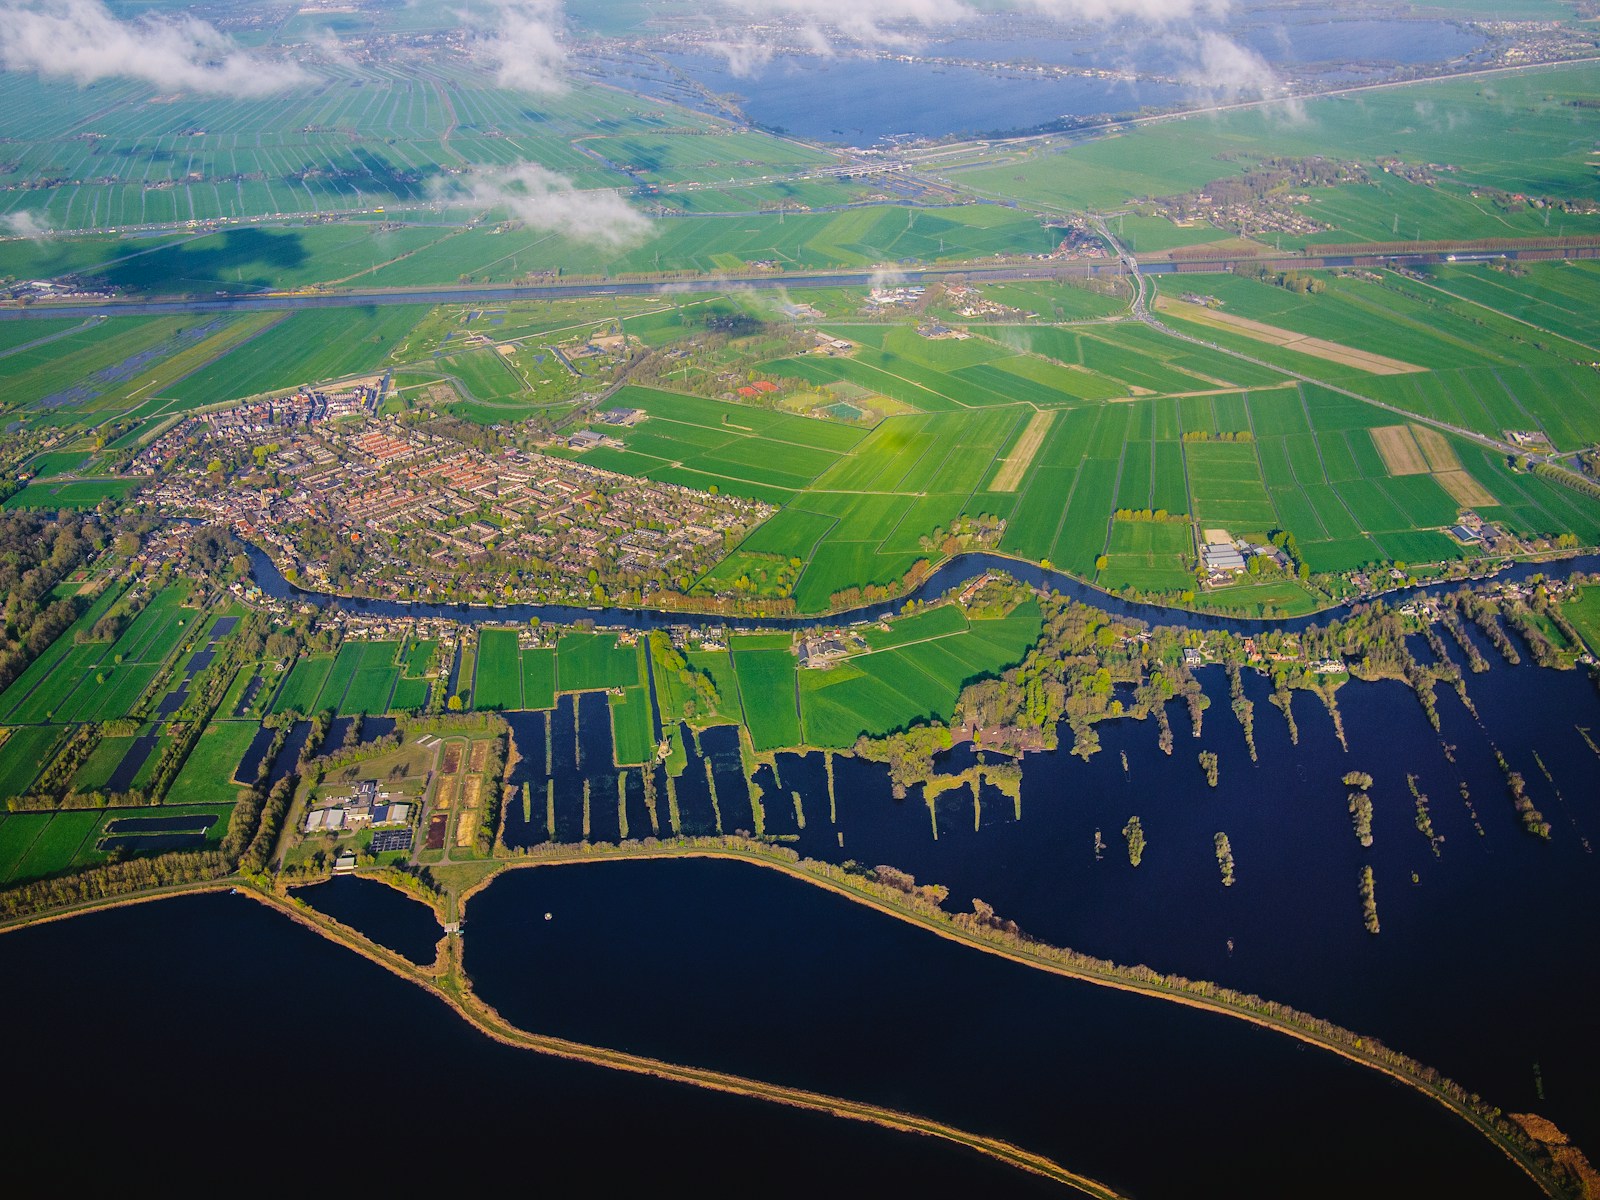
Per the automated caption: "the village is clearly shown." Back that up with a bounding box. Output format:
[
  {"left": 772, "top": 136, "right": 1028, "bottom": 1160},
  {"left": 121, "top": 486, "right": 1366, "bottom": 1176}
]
[{"left": 138, "top": 399, "right": 773, "bottom": 605}]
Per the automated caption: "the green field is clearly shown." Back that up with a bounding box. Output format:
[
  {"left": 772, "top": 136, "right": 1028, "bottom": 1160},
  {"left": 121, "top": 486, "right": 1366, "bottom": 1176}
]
[
  {"left": 610, "top": 687, "right": 656, "bottom": 767},
  {"left": 1100, "top": 520, "right": 1196, "bottom": 592},
  {"left": 4, "top": 478, "right": 140, "bottom": 509},
  {"left": 163, "top": 721, "right": 260, "bottom": 805},
  {"left": 390, "top": 677, "right": 431, "bottom": 712},
  {"left": 556, "top": 633, "right": 641, "bottom": 693},
  {"left": 731, "top": 639, "right": 802, "bottom": 752},
  {"left": 0, "top": 582, "right": 195, "bottom": 726},
  {"left": 166, "top": 307, "right": 427, "bottom": 407},
  {"left": 474, "top": 630, "right": 524, "bottom": 710},
  {"left": 3, "top": 810, "right": 103, "bottom": 884},
  {"left": 800, "top": 600, "right": 1043, "bottom": 749},
  {"left": 0, "top": 726, "right": 63, "bottom": 800},
  {"left": 521, "top": 649, "right": 557, "bottom": 710},
  {"left": 272, "top": 654, "right": 334, "bottom": 716},
  {"left": 956, "top": 61, "right": 1600, "bottom": 229},
  {"left": 1561, "top": 587, "right": 1600, "bottom": 656}
]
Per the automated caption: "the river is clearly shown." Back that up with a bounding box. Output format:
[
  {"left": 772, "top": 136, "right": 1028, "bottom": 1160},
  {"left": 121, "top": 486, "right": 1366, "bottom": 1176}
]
[{"left": 243, "top": 541, "right": 1600, "bottom": 636}]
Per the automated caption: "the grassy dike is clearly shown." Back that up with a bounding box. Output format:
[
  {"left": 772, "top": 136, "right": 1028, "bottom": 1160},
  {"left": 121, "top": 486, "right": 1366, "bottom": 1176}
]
[{"left": 0, "top": 840, "right": 1579, "bottom": 1199}]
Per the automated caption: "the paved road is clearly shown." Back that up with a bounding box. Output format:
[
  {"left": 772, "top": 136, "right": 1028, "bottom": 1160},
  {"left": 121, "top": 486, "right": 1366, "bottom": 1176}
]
[{"left": 6, "top": 238, "right": 1599, "bottom": 322}]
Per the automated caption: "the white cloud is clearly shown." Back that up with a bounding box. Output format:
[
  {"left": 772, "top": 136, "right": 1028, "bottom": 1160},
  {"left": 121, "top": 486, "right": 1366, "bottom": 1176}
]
[
  {"left": 308, "top": 27, "right": 356, "bottom": 68},
  {"left": 1, "top": 210, "right": 49, "bottom": 240},
  {"left": 431, "top": 164, "right": 651, "bottom": 250},
  {"left": 707, "top": 36, "right": 775, "bottom": 78},
  {"left": 733, "top": 0, "right": 972, "bottom": 50},
  {"left": 731, "top": 0, "right": 1230, "bottom": 50},
  {"left": 474, "top": 0, "right": 567, "bottom": 94},
  {"left": 1177, "top": 30, "right": 1299, "bottom": 115},
  {"left": 0, "top": 0, "right": 308, "bottom": 96},
  {"left": 1024, "top": 0, "right": 1230, "bottom": 23}
]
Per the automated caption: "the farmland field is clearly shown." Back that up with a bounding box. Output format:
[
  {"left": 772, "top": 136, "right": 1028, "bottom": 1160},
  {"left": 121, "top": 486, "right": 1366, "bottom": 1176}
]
[
  {"left": 272, "top": 655, "right": 334, "bottom": 716},
  {"left": 556, "top": 633, "right": 641, "bottom": 694},
  {"left": 474, "top": 630, "right": 524, "bottom": 711},
  {"left": 610, "top": 688, "right": 656, "bottom": 767},
  {"left": 164, "top": 721, "right": 261, "bottom": 805},
  {"left": 5, "top": 810, "right": 102, "bottom": 884},
  {"left": 799, "top": 600, "right": 1043, "bottom": 748},
  {"left": 4, "top": 478, "right": 140, "bottom": 509},
  {"left": 521, "top": 649, "right": 557, "bottom": 710},
  {"left": 166, "top": 307, "right": 427, "bottom": 407},
  {"left": 731, "top": 639, "right": 802, "bottom": 751},
  {"left": 0, "top": 727, "right": 63, "bottom": 800}
]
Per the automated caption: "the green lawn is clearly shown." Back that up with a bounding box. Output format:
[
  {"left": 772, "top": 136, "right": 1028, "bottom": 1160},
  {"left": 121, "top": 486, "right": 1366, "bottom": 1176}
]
[
  {"left": 731, "top": 640, "right": 802, "bottom": 752},
  {"left": 521, "top": 649, "right": 557, "bottom": 710},
  {"left": 272, "top": 654, "right": 334, "bottom": 715},
  {"left": 1561, "top": 587, "right": 1600, "bottom": 656},
  {"left": 799, "top": 600, "right": 1042, "bottom": 748}
]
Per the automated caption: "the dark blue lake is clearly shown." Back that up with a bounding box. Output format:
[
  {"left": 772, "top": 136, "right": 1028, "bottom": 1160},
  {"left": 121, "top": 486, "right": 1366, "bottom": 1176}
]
[
  {"left": 463, "top": 857, "right": 1540, "bottom": 1200},
  {"left": 293, "top": 874, "right": 442, "bottom": 966},
  {"left": 659, "top": 53, "right": 1185, "bottom": 143},
  {"left": 492, "top": 639, "right": 1600, "bottom": 1156},
  {"left": 0, "top": 894, "right": 1059, "bottom": 1195},
  {"left": 635, "top": 13, "right": 1486, "bottom": 145}
]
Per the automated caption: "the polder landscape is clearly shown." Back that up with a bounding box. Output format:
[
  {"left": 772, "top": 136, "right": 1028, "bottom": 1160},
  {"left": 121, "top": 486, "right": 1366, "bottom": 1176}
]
[{"left": 5, "top": 0, "right": 1600, "bottom": 1193}]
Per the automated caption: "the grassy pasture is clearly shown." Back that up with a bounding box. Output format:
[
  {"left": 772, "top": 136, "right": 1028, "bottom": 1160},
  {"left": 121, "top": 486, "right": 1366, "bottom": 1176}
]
[
  {"left": 556, "top": 633, "right": 641, "bottom": 693},
  {"left": 390, "top": 677, "right": 431, "bottom": 712},
  {"left": 166, "top": 307, "right": 426, "bottom": 406},
  {"left": 164, "top": 721, "right": 260, "bottom": 804},
  {"left": 4, "top": 478, "right": 139, "bottom": 510},
  {"left": 272, "top": 654, "right": 334, "bottom": 716},
  {"left": 341, "top": 662, "right": 400, "bottom": 716},
  {"left": 521, "top": 649, "right": 557, "bottom": 710},
  {"left": 953, "top": 60, "right": 1600, "bottom": 221},
  {"left": 1100, "top": 520, "right": 1195, "bottom": 592},
  {"left": 0, "top": 726, "right": 63, "bottom": 800},
  {"left": 71, "top": 734, "right": 138, "bottom": 792},
  {"left": 473, "top": 630, "right": 524, "bottom": 710},
  {"left": 799, "top": 599, "right": 1041, "bottom": 748},
  {"left": 1185, "top": 441, "right": 1279, "bottom": 533},
  {"left": 6, "top": 810, "right": 102, "bottom": 884},
  {"left": 731, "top": 641, "right": 801, "bottom": 751},
  {"left": 609, "top": 687, "right": 656, "bottom": 767},
  {"left": 1561, "top": 587, "right": 1600, "bottom": 656}
]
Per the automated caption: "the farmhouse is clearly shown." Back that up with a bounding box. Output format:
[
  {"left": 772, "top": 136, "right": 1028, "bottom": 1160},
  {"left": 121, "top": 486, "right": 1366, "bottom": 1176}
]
[{"left": 1202, "top": 540, "right": 1246, "bottom": 574}]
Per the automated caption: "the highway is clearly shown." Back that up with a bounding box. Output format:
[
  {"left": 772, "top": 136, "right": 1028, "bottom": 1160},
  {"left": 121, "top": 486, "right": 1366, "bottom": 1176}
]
[{"left": 4, "top": 237, "right": 1599, "bottom": 322}]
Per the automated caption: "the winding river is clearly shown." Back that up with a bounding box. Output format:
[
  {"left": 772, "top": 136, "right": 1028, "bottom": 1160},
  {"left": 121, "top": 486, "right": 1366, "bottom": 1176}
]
[{"left": 246, "top": 541, "right": 1599, "bottom": 634}]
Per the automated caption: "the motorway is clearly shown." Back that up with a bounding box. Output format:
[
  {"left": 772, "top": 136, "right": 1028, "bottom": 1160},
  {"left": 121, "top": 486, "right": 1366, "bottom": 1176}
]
[{"left": 3, "top": 239, "right": 1599, "bottom": 322}]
